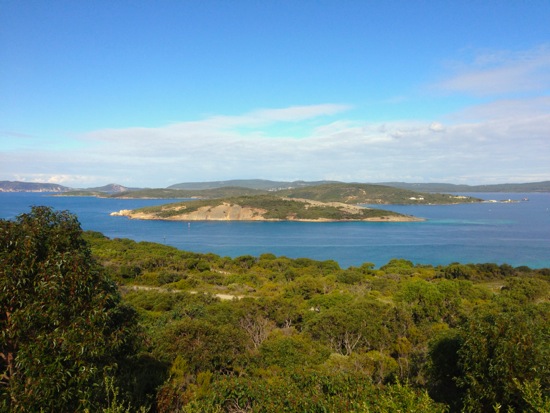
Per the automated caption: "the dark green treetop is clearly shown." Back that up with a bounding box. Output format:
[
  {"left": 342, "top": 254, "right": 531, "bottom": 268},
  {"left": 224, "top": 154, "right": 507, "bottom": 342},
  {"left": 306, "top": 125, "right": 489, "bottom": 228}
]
[{"left": 0, "top": 206, "right": 140, "bottom": 412}]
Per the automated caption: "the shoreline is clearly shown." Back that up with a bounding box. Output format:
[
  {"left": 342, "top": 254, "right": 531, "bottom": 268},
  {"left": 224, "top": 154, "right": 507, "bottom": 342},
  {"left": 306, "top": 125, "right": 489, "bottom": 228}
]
[{"left": 110, "top": 209, "right": 424, "bottom": 222}]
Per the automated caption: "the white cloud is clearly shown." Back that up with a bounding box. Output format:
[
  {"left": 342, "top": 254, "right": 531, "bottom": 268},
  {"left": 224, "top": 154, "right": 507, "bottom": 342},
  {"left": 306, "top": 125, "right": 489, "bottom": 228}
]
[
  {"left": 3, "top": 100, "right": 550, "bottom": 187},
  {"left": 10, "top": 174, "right": 102, "bottom": 186},
  {"left": 242, "top": 104, "right": 352, "bottom": 123},
  {"left": 429, "top": 122, "right": 445, "bottom": 132},
  {"left": 435, "top": 45, "right": 550, "bottom": 96}
]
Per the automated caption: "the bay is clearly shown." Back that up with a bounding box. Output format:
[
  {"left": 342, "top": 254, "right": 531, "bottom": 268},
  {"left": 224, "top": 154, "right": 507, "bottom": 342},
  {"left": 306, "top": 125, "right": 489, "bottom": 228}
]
[{"left": 1, "top": 192, "right": 549, "bottom": 269}]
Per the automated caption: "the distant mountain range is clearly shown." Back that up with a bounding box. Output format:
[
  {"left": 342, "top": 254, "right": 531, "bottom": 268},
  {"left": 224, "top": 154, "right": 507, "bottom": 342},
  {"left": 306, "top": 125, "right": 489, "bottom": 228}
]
[
  {"left": 84, "top": 184, "right": 141, "bottom": 193},
  {"left": 168, "top": 179, "right": 337, "bottom": 191},
  {"left": 380, "top": 181, "right": 550, "bottom": 193},
  {"left": 0, "top": 181, "right": 138, "bottom": 193},
  {"left": 169, "top": 179, "right": 550, "bottom": 193},
  {"left": 0, "top": 181, "right": 73, "bottom": 192},
  {"left": 1, "top": 179, "right": 549, "bottom": 193}
]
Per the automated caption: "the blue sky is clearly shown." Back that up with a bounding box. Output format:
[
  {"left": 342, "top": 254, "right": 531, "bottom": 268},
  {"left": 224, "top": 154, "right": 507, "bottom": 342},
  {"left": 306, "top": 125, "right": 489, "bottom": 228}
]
[{"left": 1, "top": 1, "right": 550, "bottom": 187}]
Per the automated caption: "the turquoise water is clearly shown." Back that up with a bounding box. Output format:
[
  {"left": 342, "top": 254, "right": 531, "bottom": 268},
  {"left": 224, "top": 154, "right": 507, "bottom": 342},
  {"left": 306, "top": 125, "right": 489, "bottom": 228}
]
[{"left": 1, "top": 192, "right": 549, "bottom": 269}]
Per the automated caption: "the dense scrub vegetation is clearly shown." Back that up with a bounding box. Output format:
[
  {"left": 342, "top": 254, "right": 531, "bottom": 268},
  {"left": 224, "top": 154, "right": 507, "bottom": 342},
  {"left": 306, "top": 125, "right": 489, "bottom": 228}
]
[
  {"left": 85, "top": 231, "right": 549, "bottom": 412},
  {"left": 2, "top": 208, "right": 549, "bottom": 412}
]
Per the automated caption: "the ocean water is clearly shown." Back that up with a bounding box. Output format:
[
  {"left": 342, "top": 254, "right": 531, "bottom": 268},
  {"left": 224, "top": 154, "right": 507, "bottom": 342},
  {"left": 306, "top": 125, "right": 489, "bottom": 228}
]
[{"left": 1, "top": 192, "right": 549, "bottom": 269}]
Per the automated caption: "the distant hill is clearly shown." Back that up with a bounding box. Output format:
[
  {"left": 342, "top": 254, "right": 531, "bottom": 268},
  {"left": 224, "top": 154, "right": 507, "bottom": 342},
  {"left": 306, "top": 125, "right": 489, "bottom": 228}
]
[
  {"left": 169, "top": 179, "right": 550, "bottom": 193},
  {"left": 4, "top": 178, "right": 549, "bottom": 195},
  {"left": 278, "top": 183, "right": 481, "bottom": 205},
  {"left": 108, "top": 183, "right": 481, "bottom": 204},
  {"left": 0, "top": 181, "right": 144, "bottom": 194},
  {"left": 110, "top": 186, "right": 264, "bottom": 199},
  {"left": 168, "top": 179, "right": 336, "bottom": 191},
  {"left": 96, "top": 183, "right": 482, "bottom": 204},
  {"left": 382, "top": 181, "right": 550, "bottom": 193},
  {"left": 60, "top": 184, "right": 143, "bottom": 196},
  {"left": 85, "top": 183, "right": 140, "bottom": 193},
  {"left": 0, "top": 181, "right": 72, "bottom": 192}
]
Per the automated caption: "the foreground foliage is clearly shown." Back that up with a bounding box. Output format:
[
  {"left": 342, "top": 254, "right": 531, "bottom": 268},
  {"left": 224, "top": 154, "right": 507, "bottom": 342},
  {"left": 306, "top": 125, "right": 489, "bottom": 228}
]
[
  {"left": 1, "top": 207, "right": 549, "bottom": 412},
  {"left": 84, "top": 230, "right": 549, "bottom": 412},
  {"left": 0, "top": 207, "right": 142, "bottom": 411}
]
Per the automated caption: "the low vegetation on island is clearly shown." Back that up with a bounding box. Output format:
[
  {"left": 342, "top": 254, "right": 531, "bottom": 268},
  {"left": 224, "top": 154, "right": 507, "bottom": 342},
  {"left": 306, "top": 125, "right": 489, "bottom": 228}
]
[
  {"left": 2, "top": 207, "right": 549, "bottom": 412},
  {"left": 112, "top": 195, "right": 422, "bottom": 222}
]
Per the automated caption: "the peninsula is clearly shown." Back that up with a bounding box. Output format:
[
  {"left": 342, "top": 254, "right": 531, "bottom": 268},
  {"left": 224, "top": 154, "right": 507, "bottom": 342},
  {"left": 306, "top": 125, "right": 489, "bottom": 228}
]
[
  {"left": 111, "top": 195, "right": 423, "bottom": 222},
  {"left": 63, "top": 182, "right": 483, "bottom": 205}
]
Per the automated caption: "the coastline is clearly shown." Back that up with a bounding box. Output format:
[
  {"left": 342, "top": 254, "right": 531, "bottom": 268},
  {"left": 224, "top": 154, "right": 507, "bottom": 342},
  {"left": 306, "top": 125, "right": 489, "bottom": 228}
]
[{"left": 110, "top": 208, "right": 424, "bottom": 222}]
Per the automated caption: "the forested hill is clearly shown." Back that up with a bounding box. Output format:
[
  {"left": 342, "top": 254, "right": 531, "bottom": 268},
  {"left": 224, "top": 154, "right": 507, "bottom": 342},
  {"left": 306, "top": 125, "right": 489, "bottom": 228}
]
[
  {"left": 107, "top": 183, "right": 481, "bottom": 205},
  {"left": 278, "top": 183, "right": 481, "bottom": 204}
]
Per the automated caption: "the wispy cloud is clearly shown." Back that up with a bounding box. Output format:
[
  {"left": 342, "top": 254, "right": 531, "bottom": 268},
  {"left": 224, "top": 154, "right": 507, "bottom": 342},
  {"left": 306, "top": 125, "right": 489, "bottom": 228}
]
[
  {"left": 434, "top": 45, "right": 550, "bottom": 96},
  {"left": 239, "top": 104, "right": 352, "bottom": 123},
  {"left": 0, "top": 130, "right": 35, "bottom": 139},
  {"left": 451, "top": 96, "right": 550, "bottom": 121}
]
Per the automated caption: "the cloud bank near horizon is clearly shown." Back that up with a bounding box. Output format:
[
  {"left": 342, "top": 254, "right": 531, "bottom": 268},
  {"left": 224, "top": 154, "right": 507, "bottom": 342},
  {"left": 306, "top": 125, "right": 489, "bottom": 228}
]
[
  {"left": 3, "top": 97, "right": 549, "bottom": 187},
  {"left": 3, "top": 46, "right": 550, "bottom": 187}
]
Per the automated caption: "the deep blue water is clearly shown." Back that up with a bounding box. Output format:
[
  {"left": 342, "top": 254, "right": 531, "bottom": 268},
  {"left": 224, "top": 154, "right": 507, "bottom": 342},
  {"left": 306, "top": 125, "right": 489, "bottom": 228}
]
[{"left": 1, "top": 192, "right": 549, "bottom": 269}]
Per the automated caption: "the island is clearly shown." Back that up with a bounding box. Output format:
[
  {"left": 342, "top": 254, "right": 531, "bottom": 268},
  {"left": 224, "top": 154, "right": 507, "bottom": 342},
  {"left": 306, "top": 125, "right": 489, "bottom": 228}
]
[{"left": 111, "top": 195, "right": 423, "bottom": 222}]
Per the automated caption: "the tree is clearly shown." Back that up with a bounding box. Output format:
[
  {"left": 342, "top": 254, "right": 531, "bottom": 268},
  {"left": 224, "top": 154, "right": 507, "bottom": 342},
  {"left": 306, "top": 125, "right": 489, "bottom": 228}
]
[
  {"left": 306, "top": 300, "right": 391, "bottom": 356},
  {"left": 427, "top": 330, "right": 464, "bottom": 411},
  {"left": 0, "top": 207, "right": 140, "bottom": 412},
  {"left": 257, "top": 331, "right": 330, "bottom": 370},
  {"left": 152, "top": 318, "right": 247, "bottom": 374},
  {"left": 456, "top": 302, "right": 550, "bottom": 412},
  {"left": 239, "top": 313, "right": 274, "bottom": 350},
  {"left": 361, "top": 380, "right": 448, "bottom": 413}
]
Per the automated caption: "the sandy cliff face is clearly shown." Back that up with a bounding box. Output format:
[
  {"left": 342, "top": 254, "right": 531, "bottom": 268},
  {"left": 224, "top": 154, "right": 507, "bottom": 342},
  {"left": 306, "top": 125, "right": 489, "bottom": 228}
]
[
  {"left": 111, "top": 203, "right": 268, "bottom": 221},
  {"left": 185, "top": 204, "right": 267, "bottom": 220}
]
